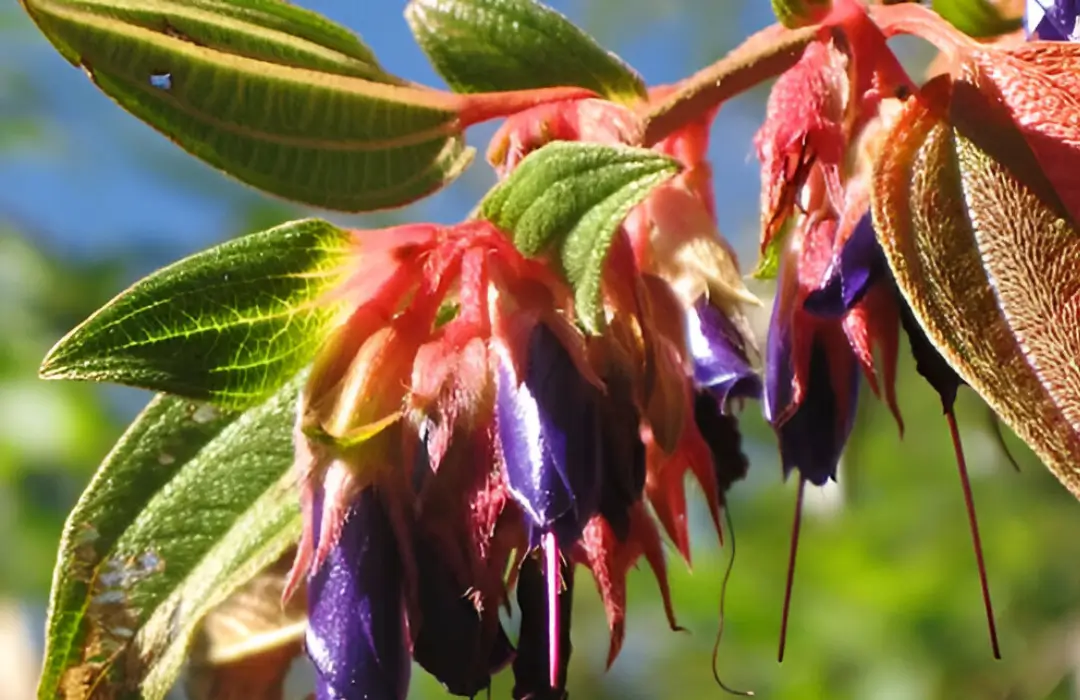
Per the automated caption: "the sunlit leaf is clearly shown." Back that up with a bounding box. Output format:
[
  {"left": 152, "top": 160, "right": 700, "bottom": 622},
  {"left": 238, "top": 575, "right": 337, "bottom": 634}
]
[
  {"left": 871, "top": 75, "right": 1080, "bottom": 498},
  {"left": 41, "top": 219, "right": 353, "bottom": 408},
  {"left": 21, "top": 0, "right": 475, "bottom": 211},
  {"left": 932, "top": 0, "right": 1021, "bottom": 37},
  {"left": 37, "top": 372, "right": 304, "bottom": 700},
  {"left": 478, "top": 141, "right": 679, "bottom": 333},
  {"left": 406, "top": 0, "right": 646, "bottom": 102}
]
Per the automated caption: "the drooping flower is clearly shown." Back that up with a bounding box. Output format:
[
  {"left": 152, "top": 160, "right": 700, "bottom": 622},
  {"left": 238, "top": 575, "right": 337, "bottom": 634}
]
[
  {"left": 1025, "top": 0, "right": 1079, "bottom": 40},
  {"left": 306, "top": 488, "right": 410, "bottom": 700}
]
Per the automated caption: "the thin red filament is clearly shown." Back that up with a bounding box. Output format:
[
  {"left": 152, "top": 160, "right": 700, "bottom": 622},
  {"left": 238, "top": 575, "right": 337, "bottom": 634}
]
[
  {"left": 946, "top": 411, "right": 1002, "bottom": 659},
  {"left": 712, "top": 506, "right": 754, "bottom": 695},
  {"left": 778, "top": 478, "right": 806, "bottom": 663}
]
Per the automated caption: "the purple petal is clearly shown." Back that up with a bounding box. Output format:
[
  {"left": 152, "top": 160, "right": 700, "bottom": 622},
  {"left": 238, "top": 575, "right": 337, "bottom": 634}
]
[
  {"left": 1027, "top": 0, "right": 1079, "bottom": 40},
  {"left": 307, "top": 488, "right": 410, "bottom": 700},
  {"left": 763, "top": 289, "right": 795, "bottom": 426},
  {"left": 693, "top": 391, "right": 750, "bottom": 494},
  {"left": 775, "top": 341, "right": 860, "bottom": 486},
  {"left": 512, "top": 554, "right": 573, "bottom": 700},
  {"left": 496, "top": 323, "right": 602, "bottom": 545},
  {"left": 411, "top": 535, "right": 515, "bottom": 696},
  {"left": 596, "top": 371, "right": 645, "bottom": 541},
  {"left": 686, "top": 297, "right": 762, "bottom": 406},
  {"left": 804, "top": 212, "right": 885, "bottom": 318}
]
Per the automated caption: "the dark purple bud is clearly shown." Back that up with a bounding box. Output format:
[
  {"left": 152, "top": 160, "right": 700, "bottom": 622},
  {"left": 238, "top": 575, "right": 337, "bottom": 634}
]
[
  {"left": 693, "top": 390, "right": 750, "bottom": 494},
  {"left": 411, "top": 535, "right": 515, "bottom": 697},
  {"left": 496, "top": 323, "right": 603, "bottom": 546},
  {"left": 512, "top": 554, "right": 574, "bottom": 700},
  {"left": 686, "top": 297, "right": 762, "bottom": 407},
  {"left": 775, "top": 341, "right": 860, "bottom": 486},
  {"left": 897, "top": 290, "right": 964, "bottom": 414},
  {"left": 306, "top": 488, "right": 410, "bottom": 700},
  {"left": 596, "top": 370, "right": 645, "bottom": 541},
  {"left": 1026, "top": 0, "right": 1079, "bottom": 40},
  {"left": 804, "top": 212, "right": 886, "bottom": 318}
]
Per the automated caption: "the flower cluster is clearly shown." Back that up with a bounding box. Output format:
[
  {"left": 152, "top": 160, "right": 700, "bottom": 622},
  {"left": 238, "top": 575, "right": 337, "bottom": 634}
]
[
  {"left": 285, "top": 0, "right": 1078, "bottom": 696},
  {"left": 285, "top": 99, "right": 760, "bottom": 697}
]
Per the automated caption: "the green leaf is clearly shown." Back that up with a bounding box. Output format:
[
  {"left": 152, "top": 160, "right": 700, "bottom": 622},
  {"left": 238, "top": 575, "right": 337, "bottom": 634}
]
[
  {"left": 41, "top": 219, "right": 352, "bottom": 408},
  {"left": 405, "top": 0, "right": 646, "bottom": 102},
  {"left": 37, "top": 372, "right": 304, "bottom": 700},
  {"left": 22, "top": 0, "right": 475, "bottom": 211},
  {"left": 751, "top": 216, "right": 793, "bottom": 280},
  {"left": 932, "top": 0, "right": 1021, "bottom": 38},
  {"left": 478, "top": 142, "right": 680, "bottom": 333}
]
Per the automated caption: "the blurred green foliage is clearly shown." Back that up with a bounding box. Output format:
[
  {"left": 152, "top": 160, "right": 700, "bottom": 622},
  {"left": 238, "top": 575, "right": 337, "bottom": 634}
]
[{"left": 5, "top": 1, "right": 1080, "bottom": 699}]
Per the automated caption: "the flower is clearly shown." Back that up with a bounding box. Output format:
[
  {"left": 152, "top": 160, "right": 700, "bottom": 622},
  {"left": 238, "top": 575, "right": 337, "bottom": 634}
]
[
  {"left": 1025, "top": 0, "right": 1079, "bottom": 40},
  {"left": 686, "top": 296, "right": 762, "bottom": 408},
  {"left": 306, "top": 488, "right": 410, "bottom": 700},
  {"left": 495, "top": 320, "right": 603, "bottom": 548}
]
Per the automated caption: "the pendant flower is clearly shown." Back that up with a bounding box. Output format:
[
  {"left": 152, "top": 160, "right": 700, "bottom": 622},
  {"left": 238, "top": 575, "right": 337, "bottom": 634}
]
[{"left": 1026, "top": 0, "right": 1079, "bottom": 40}]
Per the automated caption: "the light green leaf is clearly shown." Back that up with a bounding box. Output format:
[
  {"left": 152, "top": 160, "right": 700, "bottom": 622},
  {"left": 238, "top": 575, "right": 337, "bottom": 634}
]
[
  {"left": 41, "top": 219, "right": 353, "bottom": 408},
  {"left": 478, "top": 142, "right": 679, "bottom": 333},
  {"left": 22, "top": 0, "right": 475, "bottom": 211},
  {"left": 25, "top": 0, "right": 398, "bottom": 81},
  {"left": 932, "top": 0, "right": 1021, "bottom": 38},
  {"left": 751, "top": 216, "right": 792, "bottom": 281},
  {"left": 406, "top": 0, "right": 646, "bottom": 102},
  {"left": 37, "top": 372, "right": 304, "bottom": 700}
]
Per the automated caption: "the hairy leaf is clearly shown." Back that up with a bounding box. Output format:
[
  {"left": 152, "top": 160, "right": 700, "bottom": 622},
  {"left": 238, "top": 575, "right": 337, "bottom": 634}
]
[
  {"left": 478, "top": 142, "right": 679, "bottom": 332},
  {"left": 405, "top": 0, "right": 645, "bottom": 101},
  {"left": 23, "top": 0, "right": 399, "bottom": 81},
  {"left": 21, "top": 0, "right": 475, "bottom": 211},
  {"left": 932, "top": 0, "right": 1021, "bottom": 38},
  {"left": 41, "top": 219, "right": 353, "bottom": 408},
  {"left": 871, "top": 76, "right": 1080, "bottom": 499},
  {"left": 37, "top": 373, "right": 304, "bottom": 700}
]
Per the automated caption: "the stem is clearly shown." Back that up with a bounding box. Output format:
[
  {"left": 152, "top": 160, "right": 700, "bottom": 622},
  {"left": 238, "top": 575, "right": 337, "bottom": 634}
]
[
  {"left": 946, "top": 411, "right": 1002, "bottom": 659},
  {"left": 642, "top": 23, "right": 819, "bottom": 147},
  {"left": 457, "top": 86, "right": 597, "bottom": 127},
  {"left": 869, "top": 2, "right": 975, "bottom": 63},
  {"left": 778, "top": 478, "right": 806, "bottom": 663}
]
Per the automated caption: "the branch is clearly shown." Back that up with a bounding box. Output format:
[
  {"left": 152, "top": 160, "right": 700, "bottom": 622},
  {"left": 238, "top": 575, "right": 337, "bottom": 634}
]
[{"left": 641, "top": 23, "right": 819, "bottom": 146}]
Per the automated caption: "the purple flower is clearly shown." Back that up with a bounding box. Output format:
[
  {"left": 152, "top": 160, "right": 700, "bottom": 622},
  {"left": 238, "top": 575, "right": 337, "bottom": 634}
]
[
  {"left": 685, "top": 297, "right": 762, "bottom": 407},
  {"left": 693, "top": 390, "right": 751, "bottom": 493},
  {"left": 1026, "top": 0, "right": 1079, "bottom": 40},
  {"left": 775, "top": 340, "right": 860, "bottom": 486},
  {"left": 411, "top": 535, "right": 516, "bottom": 696},
  {"left": 763, "top": 257, "right": 860, "bottom": 486},
  {"left": 596, "top": 371, "right": 646, "bottom": 542},
  {"left": 803, "top": 211, "right": 884, "bottom": 319},
  {"left": 306, "top": 488, "right": 410, "bottom": 700},
  {"left": 495, "top": 322, "right": 603, "bottom": 547}
]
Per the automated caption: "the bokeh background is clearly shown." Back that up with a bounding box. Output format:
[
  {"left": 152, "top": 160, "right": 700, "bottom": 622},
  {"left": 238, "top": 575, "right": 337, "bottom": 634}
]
[{"left": 4, "top": 1, "right": 1080, "bottom": 698}]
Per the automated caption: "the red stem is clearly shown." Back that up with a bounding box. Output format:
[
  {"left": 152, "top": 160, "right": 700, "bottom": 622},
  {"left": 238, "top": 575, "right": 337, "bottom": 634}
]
[
  {"left": 778, "top": 478, "right": 806, "bottom": 663},
  {"left": 945, "top": 410, "right": 1002, "bottom": 659},
  {"left": 457, "top": 86, "right": 598, "bottom": 127}
]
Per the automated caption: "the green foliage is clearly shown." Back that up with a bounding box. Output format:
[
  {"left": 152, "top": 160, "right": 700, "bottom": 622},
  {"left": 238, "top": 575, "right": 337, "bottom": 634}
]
[
  {"left": 771, "top": 0, "right": 831, "bottom": 29},
  {"left": 37, "top": 374, "right": 303, "bottom": 700},
  {"left": 479, "top": 142, "right": 679, "bottom": 332},
  {"left": 40, "top": 219, "right": 353, "bottom": 408},
  {"left": 933, "top": 0, "right": 1022, "bottom": 38},
  {"left": 22, "top": 0, "right": 475, "bottom": 211},
  {"left": 406, "top": 0, "right": 647, "bottom": 101}
]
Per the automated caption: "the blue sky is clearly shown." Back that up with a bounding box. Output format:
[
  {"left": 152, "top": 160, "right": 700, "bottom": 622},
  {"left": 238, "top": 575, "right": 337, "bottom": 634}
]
[{"left": 1, "top": 0, "right": 778, "bottom": 269}]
